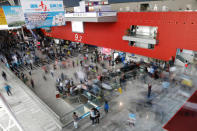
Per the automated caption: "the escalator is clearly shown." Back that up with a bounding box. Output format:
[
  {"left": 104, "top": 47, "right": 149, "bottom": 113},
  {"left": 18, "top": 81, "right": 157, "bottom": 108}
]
[
  {"left": 175, "top": 55, "right": 187, "bottom": 66},
  {"left": 60, "top": 100, "right": 99, "bottom": 127},
  {"left": 176, "top": 55, "right": 187, "bottom": 63},
  {"left": 60, "top": 91, "right": 101, "bottom": 127}
]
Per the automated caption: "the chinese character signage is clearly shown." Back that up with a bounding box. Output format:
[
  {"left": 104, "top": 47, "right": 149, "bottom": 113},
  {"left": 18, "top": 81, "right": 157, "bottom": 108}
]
[
  {"left": 0, "top": 8, "right": 7, "bottom": 25},
  {"left": 2, "top": 6, "right": 25, "bottom": 27},
  {"left": 20, "top": 0, "right": 66, "bottom": 29}
]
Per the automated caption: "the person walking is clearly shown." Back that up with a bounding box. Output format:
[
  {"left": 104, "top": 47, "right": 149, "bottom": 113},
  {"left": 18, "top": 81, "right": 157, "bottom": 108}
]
[
  {"left": 84, "top": 55, "right": 87, "bottom": 63},
  {"left": 90, "top": 108, "right": 96, "bottom": 125},
  {"left": 72, "top": 112, "right": 79, "bottom": 129},
  {"left": 104, "top": 101, "right": 109, "bottom": 113},
  {"left": 95, "top": 66, "right": 98, "bottom": 73},
  {"left": 4, "top": 83, "right": 12, "bottom": 96},
  {"left": 91, "top": 56, "right": 93, "bottom": 63},
  {"left": 30, "top": 59, "right": 33, "bottom": 70},
  {"left": 76, "top": 59, "right": 79, "bottom": 66},
  {"left": 70, "top": 78, "right": 74, "bottom": 86},
  {"left": 86, "top": 53, "right": 89, "bottom": 61},
  {"left": 72, "top": 61, "right": 75, "bottom": 68},
  {"left": 61, "top": 72, "right": 64, "bottom": 80},
  {"left": 86, "top": 48, "right": 89, "bottom": 53},
  {"left": 29, "top": 70, "right": 32, "bottom": 76},
  {"left": 50, "top": 69, "right": 54, "bottom": 77},
  {"left": 94, "top": 108, "right": 100, "bottom": 124},
  {"left": 120, "top": 74, "right": 126, "bottom": 90},
  {"left": 108, "top": 56, "right": 111, "bottom": 66},
  {"left": 94, "top": 57, "right": 97, "bottom": 63},
  {"left": 43, "top": 75, "right": 47, "bottom": 81},
  {"left": 1, "top": 71, "right": 7, "bottom": 81},
  {"left": 31, "top": 79, "right": 35, "bottom": 88},
  {"left": 80, "top": 60, "right": 83, "bottom": 67},
  {"left": 147, "top": 84, "right": 152, "bottom": 98},
  {"left": 42, "top": 65, "right": 47, "bottom": 74}
]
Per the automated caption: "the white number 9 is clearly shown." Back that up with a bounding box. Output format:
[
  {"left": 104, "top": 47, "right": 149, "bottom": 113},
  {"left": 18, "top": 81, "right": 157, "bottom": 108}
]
[
  {"left": 75, "top": 34, "right": 82, "bottom": 42},
  {"left": 75, "top": 34, "right": 78, "bottom": 41}
]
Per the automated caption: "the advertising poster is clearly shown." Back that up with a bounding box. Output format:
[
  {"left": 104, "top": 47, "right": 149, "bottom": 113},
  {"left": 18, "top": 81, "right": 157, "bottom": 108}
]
[
  {"left": 0, "top": 8, "right": 7, "bottom": 25},
  {"left": 20, "top": 0, "right": 66, "bottom": 29},
  {"left": 102, "top": 48, "right": 112, "bottom": 55},
  {"left": 2, "top": 6, "right": 25, "bottom": 27}
]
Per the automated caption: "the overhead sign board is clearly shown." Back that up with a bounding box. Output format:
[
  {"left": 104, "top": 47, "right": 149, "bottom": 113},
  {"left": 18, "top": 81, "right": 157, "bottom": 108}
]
[
  {"left": 20, "top": 0, "right": 64, "bottom": 13},
  {"left": 65, "top": 12, "right": 116, "bottom": 18},
  {"left": 20, "top": 0, "right": 66, "bottom": 29},
  {"left": 65, "top": 12, "right": 97, "bottom": 18},
  {"left": 2, "top": 6, "right": 25, "bottom": 27}
]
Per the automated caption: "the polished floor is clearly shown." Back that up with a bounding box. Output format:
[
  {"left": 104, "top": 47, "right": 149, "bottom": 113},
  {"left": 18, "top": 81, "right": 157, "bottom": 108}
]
[
  {"left": 0, "top": 64, "right": 62, "bottom": 131},
  {"left": 65, "top": 65, "right": 197, "bottom": 131},
  {"left": 1, "top": 55, "right": 197, "bottom": 131},
  {"left": 29, "top": 55, "right": 197, "bottom": 131}
]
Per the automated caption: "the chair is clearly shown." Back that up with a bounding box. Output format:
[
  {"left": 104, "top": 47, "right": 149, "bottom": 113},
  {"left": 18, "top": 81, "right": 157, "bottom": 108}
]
[{"left": 128, "top": 113, "right": 136, "bottom": 127}]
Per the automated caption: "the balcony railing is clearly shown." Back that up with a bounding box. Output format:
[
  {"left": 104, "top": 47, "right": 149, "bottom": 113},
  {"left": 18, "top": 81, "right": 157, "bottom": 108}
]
[{"left": 123, "top": 34, "right": 158, "bottom": 45}]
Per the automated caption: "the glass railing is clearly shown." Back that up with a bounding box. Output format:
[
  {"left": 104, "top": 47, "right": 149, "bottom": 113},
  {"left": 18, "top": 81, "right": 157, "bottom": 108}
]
[
  {"left": 0, "top": 93, "right": 24, "bottom": 131},
  {"left": 60, "top": 70, "right": 141, "bottom": 127},
  {"left": 60, "top": 104, "right": 88, "bottom": 126},
  {"left": 82, "top": 91, "right": 102, "bottom": 106},
  {"left": 176, "top": 55, "right": 186, "bottom": 63},
  {"left": 60, "top": 101, "right": 100, "bottom": 126},
  {"left": 60, "top": 92, "right": 102, "bottom": 126}
]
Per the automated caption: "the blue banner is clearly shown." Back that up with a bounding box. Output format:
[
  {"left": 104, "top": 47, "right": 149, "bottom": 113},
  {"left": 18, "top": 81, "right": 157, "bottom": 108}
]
[
  {"left": 20, "top": 0, "right": 66, "bottom": 29},
  {"left": 24, "top": 11, "right": 65, "bottom": 29}
]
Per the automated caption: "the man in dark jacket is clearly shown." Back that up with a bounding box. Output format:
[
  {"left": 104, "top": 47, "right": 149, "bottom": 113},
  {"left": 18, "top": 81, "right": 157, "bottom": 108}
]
[
  {"left": 2, "top": 71, "right": 7, "bottom": 81},
  {"left": 94, "top": 108, "right": 100, "bottom": 124},
  {"left": 147, "top": 84, "right": 152, "bottom": 98}
]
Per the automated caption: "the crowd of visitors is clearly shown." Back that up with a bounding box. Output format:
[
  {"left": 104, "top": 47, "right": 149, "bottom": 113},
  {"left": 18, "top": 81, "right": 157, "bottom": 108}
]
[{"left": 1, "top": 29, "right": 191, "bottom": 129}]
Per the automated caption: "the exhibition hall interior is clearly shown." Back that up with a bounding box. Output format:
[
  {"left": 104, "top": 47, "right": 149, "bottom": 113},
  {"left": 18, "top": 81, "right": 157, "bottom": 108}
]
[{"left": 1, "top": 0, "right": 197, "bottom": 131}]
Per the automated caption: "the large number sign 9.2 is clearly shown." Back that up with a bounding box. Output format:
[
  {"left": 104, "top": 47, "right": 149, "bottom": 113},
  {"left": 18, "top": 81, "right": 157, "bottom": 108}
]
[{"left": 75, "top": 34, "right": 82, "bottom": 42}]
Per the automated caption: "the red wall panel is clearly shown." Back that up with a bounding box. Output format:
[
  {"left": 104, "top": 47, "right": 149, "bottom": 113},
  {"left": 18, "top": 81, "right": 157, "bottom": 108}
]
[{"left": 43, "top": 12, "right": 197, "bottom": 61}]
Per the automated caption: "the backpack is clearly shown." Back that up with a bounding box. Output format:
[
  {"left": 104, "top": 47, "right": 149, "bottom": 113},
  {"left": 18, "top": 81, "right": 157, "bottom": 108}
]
[{"left": 96, "top": 110, "right": 100, "bottom": 117}]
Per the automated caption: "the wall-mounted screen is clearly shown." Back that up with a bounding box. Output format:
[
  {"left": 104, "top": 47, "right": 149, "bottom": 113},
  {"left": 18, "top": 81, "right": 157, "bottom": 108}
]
[{"left": 71, "top": 21, "right": 84, "bottom": 33}]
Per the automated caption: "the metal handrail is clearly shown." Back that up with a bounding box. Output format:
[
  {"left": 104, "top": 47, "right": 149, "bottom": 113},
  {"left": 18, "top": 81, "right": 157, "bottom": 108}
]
[
  {"left": 0, "top": 63, "right": 63, "bottom": 129},
  {"left": 0, "top": 93, "right": 24, "bottom": 131},
  {"left": 0, "top": 63, "right": 61, "bottom": 120}
]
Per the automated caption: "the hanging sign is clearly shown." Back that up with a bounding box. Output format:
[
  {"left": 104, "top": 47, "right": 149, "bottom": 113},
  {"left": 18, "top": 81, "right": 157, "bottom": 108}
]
[
  {"left": 20, "top": 0, "right": 66, "bottom": 29},
  {"left": 2, "top": 6, "right": 25, "bottom": 27}
]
